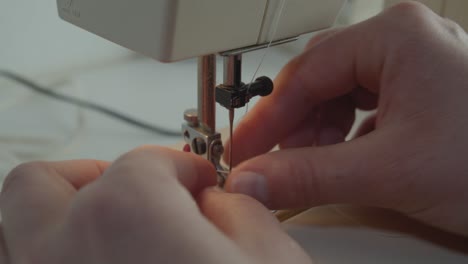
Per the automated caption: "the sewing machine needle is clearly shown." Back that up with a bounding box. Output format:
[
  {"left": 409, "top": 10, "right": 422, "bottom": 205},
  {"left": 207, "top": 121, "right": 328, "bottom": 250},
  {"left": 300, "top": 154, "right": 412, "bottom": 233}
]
[{"left": 229, "top": 108, "right": 234, "bottom": 172}]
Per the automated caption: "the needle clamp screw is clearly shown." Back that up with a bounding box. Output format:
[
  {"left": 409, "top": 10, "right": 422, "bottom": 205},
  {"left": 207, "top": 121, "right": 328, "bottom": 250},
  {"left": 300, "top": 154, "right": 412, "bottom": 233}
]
[{"left": 216, "top": 76, "right": 274, "bottom": 109}]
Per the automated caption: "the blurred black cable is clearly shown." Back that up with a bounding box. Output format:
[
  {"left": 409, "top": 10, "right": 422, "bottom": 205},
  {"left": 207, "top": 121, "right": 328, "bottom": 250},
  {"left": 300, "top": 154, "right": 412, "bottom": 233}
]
[{"left": 0, "top": 70, "right": 181, "bottom": 137}]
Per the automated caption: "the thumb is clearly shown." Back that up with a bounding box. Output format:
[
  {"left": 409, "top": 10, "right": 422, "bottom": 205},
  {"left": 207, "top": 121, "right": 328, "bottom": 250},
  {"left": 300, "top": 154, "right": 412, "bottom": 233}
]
[{"left": 225, "top": 129, "right": 410, "bottom": 211}]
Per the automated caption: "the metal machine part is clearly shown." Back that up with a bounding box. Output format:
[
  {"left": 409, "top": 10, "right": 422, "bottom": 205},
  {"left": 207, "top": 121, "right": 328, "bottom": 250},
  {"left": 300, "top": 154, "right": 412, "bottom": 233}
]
[
  {"left": 182, "top": 55, "right": 226, "bottom": 185},
  {"left": 217, "top": 54, "right": 272, "bottom": 173},
  {"left": 216, "top": 55, "right": 274, "bottom": 109},
  {"left": 222, "top": 54, "right": 242, "bottom": 173},
  {"left": 182, "top": 109, "right": 226, "bottom": 185},
  {"left": 183, "top": 51, "right": 275, "bottom": 186},
  {"left": 197, "top": 55, "right": 217, "bottom": 134},
  {"left": 216, "top": 76, "right": 274, "bottom": 109}
]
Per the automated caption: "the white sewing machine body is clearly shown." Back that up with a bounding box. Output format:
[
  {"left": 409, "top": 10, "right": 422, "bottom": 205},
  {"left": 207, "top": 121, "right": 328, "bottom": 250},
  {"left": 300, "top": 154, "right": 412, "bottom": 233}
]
[
  {"left": 57, "top": 0, "right": 346, "bottom": 62},
  {"left": 57, "top": 0, "right": 347, "bottom": 184}
]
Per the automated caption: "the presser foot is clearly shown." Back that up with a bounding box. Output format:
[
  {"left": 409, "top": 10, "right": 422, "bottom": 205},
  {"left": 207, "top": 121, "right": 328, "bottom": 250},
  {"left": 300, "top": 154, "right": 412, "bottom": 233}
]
[{"left": 182, "top": 109, "right": 227, "bottom": 187}]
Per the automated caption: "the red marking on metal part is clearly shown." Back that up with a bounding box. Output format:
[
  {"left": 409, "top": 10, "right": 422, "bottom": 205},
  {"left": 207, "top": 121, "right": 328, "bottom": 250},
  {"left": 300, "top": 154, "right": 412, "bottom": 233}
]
[{"left": 183, "top": 144, "right": 191, "bottom": 152}]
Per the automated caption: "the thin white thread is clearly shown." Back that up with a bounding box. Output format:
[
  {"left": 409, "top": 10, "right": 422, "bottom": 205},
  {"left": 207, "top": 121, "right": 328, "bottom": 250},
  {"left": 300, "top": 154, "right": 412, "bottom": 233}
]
[{"left": 245, "top": 0, "right": 288, "bottom": 114}]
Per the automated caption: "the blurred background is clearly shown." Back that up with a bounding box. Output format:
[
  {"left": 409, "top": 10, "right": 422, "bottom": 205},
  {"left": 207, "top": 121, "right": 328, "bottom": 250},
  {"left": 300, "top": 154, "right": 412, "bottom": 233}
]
[{"left": 0, "top": 0, "right": 467, "bottom": 180}]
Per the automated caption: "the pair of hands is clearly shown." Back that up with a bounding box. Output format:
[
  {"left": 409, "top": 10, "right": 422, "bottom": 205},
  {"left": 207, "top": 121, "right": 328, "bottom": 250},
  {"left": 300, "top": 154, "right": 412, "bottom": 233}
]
[
  {"left": 0, "top": 149, "right": 309, "bottom": 263},
  {"left": 1, "top": 2, "right": 468, "bottom": 263}
]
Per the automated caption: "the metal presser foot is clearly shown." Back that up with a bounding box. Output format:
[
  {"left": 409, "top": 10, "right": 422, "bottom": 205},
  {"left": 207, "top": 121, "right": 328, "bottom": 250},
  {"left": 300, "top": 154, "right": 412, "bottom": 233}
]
[
  {"left": 182, "top": 107, "right": 226, "bottom": 186},
  {"left": 182, "top": 54, "right": 273, "bottom": 187}
]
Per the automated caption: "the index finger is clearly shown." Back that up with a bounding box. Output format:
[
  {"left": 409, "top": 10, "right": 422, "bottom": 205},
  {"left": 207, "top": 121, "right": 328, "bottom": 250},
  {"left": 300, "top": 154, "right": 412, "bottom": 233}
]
[
  {"left": 227, "top": 2, "right": 438, "bottom": 165},
  {"left": 228, "top": 27, "right": 364, "bottom": 165}
]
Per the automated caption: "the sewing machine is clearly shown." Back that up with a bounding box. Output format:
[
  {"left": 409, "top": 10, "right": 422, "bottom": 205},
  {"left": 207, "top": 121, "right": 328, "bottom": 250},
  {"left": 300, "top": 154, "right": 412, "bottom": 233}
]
[
  {"left": 54, "top": 1, "right": 468, "bottom": 262},
  {"left": 56, "top": 0, "right": 346, "bottom": 182}
]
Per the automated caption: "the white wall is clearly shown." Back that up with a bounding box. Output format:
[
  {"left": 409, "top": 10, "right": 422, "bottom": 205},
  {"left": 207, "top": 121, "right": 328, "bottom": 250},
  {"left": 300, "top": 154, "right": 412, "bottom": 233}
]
[{"left": 0, "top": 1, "right": 130, "bottom": 78}]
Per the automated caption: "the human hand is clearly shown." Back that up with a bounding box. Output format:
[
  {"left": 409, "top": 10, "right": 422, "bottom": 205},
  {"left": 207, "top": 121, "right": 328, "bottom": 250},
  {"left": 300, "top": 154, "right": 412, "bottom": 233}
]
[
  {"left": 0, "top": 147, "right": 310, "bottom": 264},
  {"left": 225, "top": 2, "right": 468, "bottom": 237}
]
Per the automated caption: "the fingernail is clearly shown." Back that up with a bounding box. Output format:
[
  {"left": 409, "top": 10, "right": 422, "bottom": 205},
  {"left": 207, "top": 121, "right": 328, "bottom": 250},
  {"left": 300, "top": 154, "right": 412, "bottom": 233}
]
[
  {"left": 230, "top": 172, "right": 269, "bottom": 204},
  {"left": 318, "top": 127, "right": 345, "bottom": 146}
]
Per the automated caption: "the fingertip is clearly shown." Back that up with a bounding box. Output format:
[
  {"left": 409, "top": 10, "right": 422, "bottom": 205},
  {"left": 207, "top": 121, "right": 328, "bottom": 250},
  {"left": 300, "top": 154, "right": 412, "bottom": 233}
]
[
  {"left": 225, "top": 170, "right": 271, "bottom": 207},
  {"left": 227, "top": 147, "right": 340, "bottom": 209},
  {"left": 225, "top": 152, "right": 300, "bottom": 209}
]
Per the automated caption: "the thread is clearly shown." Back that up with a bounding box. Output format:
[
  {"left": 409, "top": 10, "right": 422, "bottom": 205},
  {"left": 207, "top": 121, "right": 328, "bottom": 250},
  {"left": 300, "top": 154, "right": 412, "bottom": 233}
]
[{"left": 245, "top": 0, "right": 288, "bottom": 114}]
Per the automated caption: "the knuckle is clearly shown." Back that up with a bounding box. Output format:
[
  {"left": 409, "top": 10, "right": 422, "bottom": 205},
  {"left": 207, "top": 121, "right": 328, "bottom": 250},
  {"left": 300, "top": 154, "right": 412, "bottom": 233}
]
[
  {"left": 387, "top": 1, "right": 432, "bottom": 19},
  {"left": 128, "top": 144, "right": 158, "bottom": 155},
  {"left": 383, "top": 1, "right": 439, "bottom": 33},
  {"left": 128, "top": 145, "right": 166, "bottom": 158},
  {"left": 116, "top": 145, "right": 174, "bottom": 167},
  {"left": 118, "top": 145, "right": 153, "bottom": 162},
  {"left": 377, "top": 2, "right": 458, "bottom": 61},
  {"left": 441, "top": 18, "right": 468, "bottom": 42},
  {"left": 2, "top": 162, "right": 49, "bottom": 194}
]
